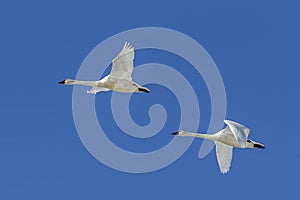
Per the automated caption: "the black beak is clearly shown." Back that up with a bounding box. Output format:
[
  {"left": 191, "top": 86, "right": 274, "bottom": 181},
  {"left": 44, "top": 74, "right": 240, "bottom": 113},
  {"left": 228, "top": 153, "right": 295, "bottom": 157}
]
[
  {"left": 171, "top": 131, "right": 179, "bottom": 135},
  {"left": 58, "top": 80, "right": 65, "bottom": 84},
  {"left": 254, "top": 143, "right": 265, "bottom": 149},
  {"left": 138, "top": 88, "right": 150, "bottom": 93}
]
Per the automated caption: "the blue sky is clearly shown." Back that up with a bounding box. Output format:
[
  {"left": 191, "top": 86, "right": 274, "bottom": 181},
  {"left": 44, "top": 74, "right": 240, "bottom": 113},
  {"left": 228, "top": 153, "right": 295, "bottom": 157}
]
[{"left": 1, "top": 0, "right": 299, "bottom": 199}]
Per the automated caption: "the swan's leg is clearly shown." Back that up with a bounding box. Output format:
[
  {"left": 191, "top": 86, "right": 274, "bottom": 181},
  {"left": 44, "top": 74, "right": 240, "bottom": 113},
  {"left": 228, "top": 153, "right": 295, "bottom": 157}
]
[
  {"left": 87, "top": 86, "right": 110, "bottom": 94},
  {"left": 87, "top": 87, "right": 97, "bottom": 95}
]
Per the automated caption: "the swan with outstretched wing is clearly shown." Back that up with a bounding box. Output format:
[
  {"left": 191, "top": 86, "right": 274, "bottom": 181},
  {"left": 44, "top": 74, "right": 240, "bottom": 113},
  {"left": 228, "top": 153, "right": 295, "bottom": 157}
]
[
  {"left": 59, "top": 42, "right": 149, "bottom": 94},
  {"left": 172, "top": 120, "right": 265, "bottom": 174}
]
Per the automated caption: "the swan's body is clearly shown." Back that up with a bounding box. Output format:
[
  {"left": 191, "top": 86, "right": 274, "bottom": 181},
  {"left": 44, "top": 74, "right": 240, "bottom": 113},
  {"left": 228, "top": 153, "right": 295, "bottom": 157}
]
[
  {"left": 59, "top": 42, "right": 150, "bottom": 94},
  {"left": 172, "top": 120, "right": 265, "bottom": 174}
]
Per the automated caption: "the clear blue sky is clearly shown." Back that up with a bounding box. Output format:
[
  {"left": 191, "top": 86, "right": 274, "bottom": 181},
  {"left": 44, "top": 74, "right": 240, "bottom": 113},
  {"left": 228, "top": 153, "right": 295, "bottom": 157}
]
[{"left": 1, "top": 0, "right": 299, "bottom": 199}]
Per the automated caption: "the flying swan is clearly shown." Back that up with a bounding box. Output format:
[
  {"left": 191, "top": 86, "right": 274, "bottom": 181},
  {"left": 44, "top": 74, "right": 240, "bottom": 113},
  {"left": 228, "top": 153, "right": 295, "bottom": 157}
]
[
  {"left": 59, "top": 42, "right": 150, "bottom": 94},
  {"left": 172, "top": 120, "right": 265, "bottom": 174}
]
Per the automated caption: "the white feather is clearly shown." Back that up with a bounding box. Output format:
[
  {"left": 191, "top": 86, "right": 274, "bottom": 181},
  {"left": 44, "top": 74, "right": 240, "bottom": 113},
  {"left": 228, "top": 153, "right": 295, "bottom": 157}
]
[
  {"left": 110, "top": 41, "right": 135, "bottom": 81},
  {"left": 224, "top": 120, "right": 250, "bottom": 148},
  {"left": 215, "top": 141, "right": 233, "bottom": 174}
]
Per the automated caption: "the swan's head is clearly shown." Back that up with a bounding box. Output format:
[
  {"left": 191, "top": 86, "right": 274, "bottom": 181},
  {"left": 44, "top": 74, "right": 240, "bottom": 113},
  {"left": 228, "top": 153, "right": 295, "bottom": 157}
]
[
  {"left": 171, "top": 130, "right": 185, "bottom": 136},
  {"left": 58, "top": 78, "right": 74, "bottom": 85}
]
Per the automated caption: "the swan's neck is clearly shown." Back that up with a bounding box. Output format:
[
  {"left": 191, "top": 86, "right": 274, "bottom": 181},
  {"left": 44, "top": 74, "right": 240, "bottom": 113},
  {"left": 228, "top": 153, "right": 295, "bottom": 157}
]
[
  {"left": 179, "top": 132, "right": 217, "bottom": 140},
  {"left": 71, "top": 80, "right": 97, "bottom": 87}
]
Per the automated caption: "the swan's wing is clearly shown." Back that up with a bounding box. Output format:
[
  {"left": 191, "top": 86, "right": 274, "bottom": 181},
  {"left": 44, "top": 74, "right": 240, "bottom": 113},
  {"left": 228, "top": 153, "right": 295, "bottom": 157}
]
[
  {"left": 215, "top": 141, "right": 233, "bottom": 174},
  {"left": 109, "top": 42, "right": 134, "bottom": 81},
  {"left": 224, "top": 120, "right": 250, "bottom": 148}
]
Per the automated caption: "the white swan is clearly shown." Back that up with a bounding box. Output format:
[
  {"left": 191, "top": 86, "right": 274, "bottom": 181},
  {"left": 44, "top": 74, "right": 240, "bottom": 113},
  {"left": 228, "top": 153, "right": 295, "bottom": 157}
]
[
  {"left": 172, "top": 120, "right": 265, "bottom": 174},
  {"left": 59, "top": 42, "right": 150, "bottom": 94}
]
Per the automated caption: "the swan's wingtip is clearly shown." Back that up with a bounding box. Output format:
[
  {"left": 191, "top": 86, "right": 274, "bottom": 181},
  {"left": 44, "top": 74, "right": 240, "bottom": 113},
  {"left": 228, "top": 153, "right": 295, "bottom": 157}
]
[{"left": 221, "top": 170, "right": 230, "bottom": 174}]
